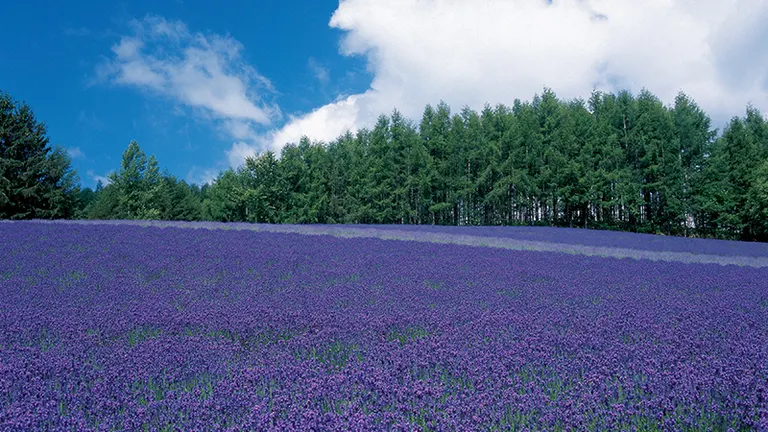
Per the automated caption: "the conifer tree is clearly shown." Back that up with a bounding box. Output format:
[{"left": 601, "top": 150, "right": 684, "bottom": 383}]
[{"left": 0, "top": 91, "right": 80, "bottom": 219}]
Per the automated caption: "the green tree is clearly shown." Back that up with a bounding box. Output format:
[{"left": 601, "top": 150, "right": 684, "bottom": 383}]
[
  {"left": 83, "top": 181, "right": 120, "bottom": 220},
  {"left": 0, "top": 91, "right": 80, "bottom": 219},
  {"left": 108, "top": 140, "right": 148, "bottom": 219},
  {"left": 344, "top": 129, "right": 375, "bottom": 223},
  {"left": 389, "top": 109, "right": 424, "bottom": 224},
  {"left": 154, "top": 176, "right": 203, "bottom": 221},
  {"left": 746, "top": 160, "right": 768, "bottom": 241},
  {"left": 420, "top": 102, "right": 453, "bottom": 225},
  {"left": 325, "top": 132, "right": 356, "bottom": 223},
  {"left": 477, "top": 105, "right": 507, "bottom": 225},
  {"left": 242, "top": 150, "right": 285, "bottom": 223},
  {"left": 85, "top": 141, "right": 176, "bottom": 220},
  {"left": 62, "top": 87, "right": 766, "bottom": 242},
  {"left": 581, "top": 91, "right": 625, "bottom": 229},
  {"left": 366, "top": 115, "right": 397, "bottom": 223},
  {"left": 635, "top": 89, "right": 683, "bottom": 234},
  {"left": 697, "top": 117, "right": 757, "bottom": 239},
  {"left": 672, "top": 93, "right": 716, "bottom": 236},
  {"left": 202, "top": 168, "right": 246, "bottom": 222}
]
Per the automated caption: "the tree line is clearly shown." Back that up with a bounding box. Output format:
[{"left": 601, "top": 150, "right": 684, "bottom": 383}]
[{"left": 2, "top": 88, "right": 767, "bottom": 241}]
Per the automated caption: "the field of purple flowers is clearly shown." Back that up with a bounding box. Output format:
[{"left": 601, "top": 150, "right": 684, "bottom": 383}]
[{"left": 1, "top": 221, "right": 767, "bottom": 431}]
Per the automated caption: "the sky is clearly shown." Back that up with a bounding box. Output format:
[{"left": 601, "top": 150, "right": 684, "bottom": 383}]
[{"left": 2, "top": 0, "right": 767, "bottom": 187}]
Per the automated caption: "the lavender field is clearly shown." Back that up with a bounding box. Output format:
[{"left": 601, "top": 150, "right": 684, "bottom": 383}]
[{"left": 1, "top": 221, "right": 767, "bottom": 431}]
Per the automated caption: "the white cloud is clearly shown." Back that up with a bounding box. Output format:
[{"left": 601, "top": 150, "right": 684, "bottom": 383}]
[
  {"left": 186, "top": 166, "right": 220, "bottom": 185},
  {"left": 308, "top": 58, "right": 330, "bottom": 85},
  {"left": 98, "top": 15, "right": 278, "bottom": 137},
  {"left": 66, "top": 147, "right": 85, "bottom": 159},
  {"left": 266, "top": 94, "right": 362, "bottom": 150},
  {"left": 98, "top": 4, "right": 768, "bottom": 172},
  {"left": 227, "top": 95, "right": 362, "bottom": 167},
  {"left": 94, "top": 175, "right": 111, "bottom": 186},
  {"left": 87, "top": 170, "right": 112, "bottom": 187},
  {"left": 267, "top": 0, "right": 768, "bottom": 149},
  {"left": 226, "top": 141, "right": 261, "bottom": 168}
]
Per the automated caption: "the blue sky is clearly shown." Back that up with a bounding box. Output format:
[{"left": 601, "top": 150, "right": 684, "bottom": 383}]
[
  {"left": 2, "top": 1, "right": 766, "bottom": 187},
  {"left": 1, "top": 0, "right": 370, "bottom": 186}
]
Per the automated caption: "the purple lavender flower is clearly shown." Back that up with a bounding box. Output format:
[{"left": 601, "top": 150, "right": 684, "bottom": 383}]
[{"left": 1, "top": 220, "right": 766, "bottom": 430}]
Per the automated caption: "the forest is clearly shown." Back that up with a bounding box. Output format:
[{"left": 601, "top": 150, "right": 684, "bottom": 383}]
[{"left": 2, "top": 88, "right": 768, "bottom": 241}]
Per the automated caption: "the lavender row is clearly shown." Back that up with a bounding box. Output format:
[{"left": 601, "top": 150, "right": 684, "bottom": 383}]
[
  {"left": 28, "top": 220, "right": 768, "bottom": 267},
  {"left": 1, "top": 222, "right": 767, "bottom": 430}
]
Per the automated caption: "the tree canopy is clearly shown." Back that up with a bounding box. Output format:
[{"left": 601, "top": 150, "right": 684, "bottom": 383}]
[
  {"left": 0, "top": 91, "right": 80, "bottom": 219},
  {"left": 3, "top": 88, "right": 768, "bottom": 241},
  {"left": 82, "top": 141, "right": 203, "bottom": 221},
  {"left": 190, "top": 89, "right": 767, "bottom": 241}
]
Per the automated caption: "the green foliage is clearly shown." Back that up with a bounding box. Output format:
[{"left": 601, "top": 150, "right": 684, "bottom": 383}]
[
  {"left": 746, "top": 160, "right": 768, "bottom": 241},
  {"left": 202, "top": 168, "right": 245, "bottom": 222},
  {"left": 240, "top": 150, "right": 284, "bottom": 223},
  {"left": 0, "top": 91, "right": 80, "bottom": 219},
  {"left": 83, "top": 141, "right": 204, "bottom": 221},
  {"left": 107, "top": 140, "right": 159, "bottom": 219},
  {"left": 5, "top": 86, "right": 763, "bottom": 241}
]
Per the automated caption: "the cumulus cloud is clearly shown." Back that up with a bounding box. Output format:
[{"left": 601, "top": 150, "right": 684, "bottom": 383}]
[
  {"left": 228, "top": 95, "right": 362, "bottom": 164},
  {"left": 267, "top": 0, "right": 768, "bottom": 149},
  {"left": 266, "top": 95, "right": 362, "bottom": 150},
  {"left": 97, "top": 15, "right": 278, "bottom": 139},
  {"left": 97, "top": 4, "right": 768, "bottom": 170}
]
